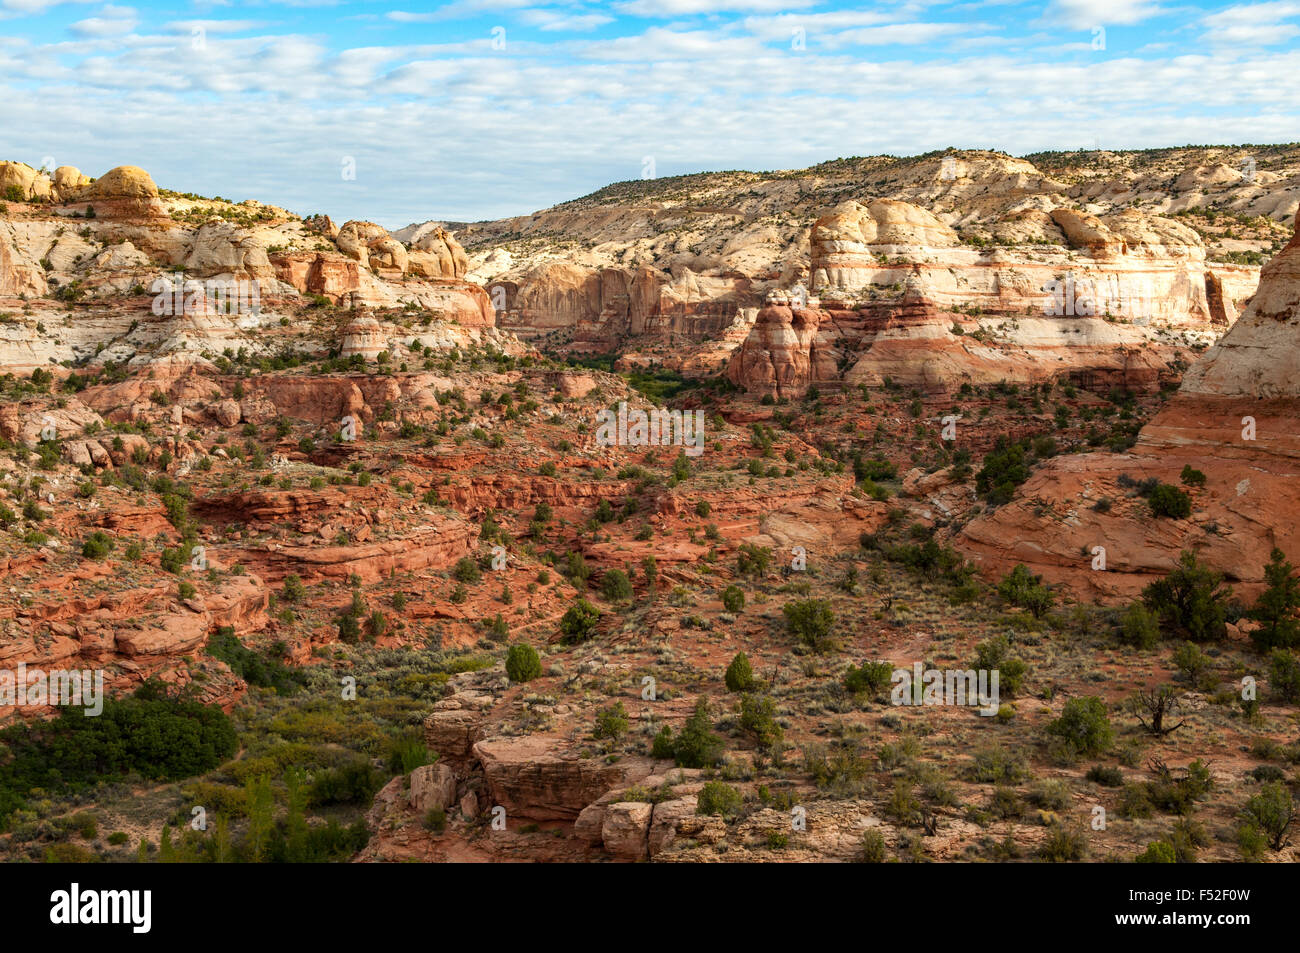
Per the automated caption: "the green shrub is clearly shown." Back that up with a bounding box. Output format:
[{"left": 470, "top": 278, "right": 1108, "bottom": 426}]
[
  {"left": 1148, "top": 483, "right": 1192, "bottom": 519},
  {"left": 736, "top": 543, "right": 773, "bottom": 576},
  {"left": 1268, "top": 649, "right": 1300, "bottom": 703},
  {"left": 1238, "top": 782, "right": 1294, "bottom": 852},
  {"left": 670, "top": 698, "right": 722, "bottom": 768},
  {"left": 997, "top": 564, "right": 1054, "bottom": 617},
  {"left": 1135, "top": 841, "right": 1176, "bottom": 863},
  {"left": 721, "top": 585, "right": 745, "bottom": 613},
  {"left": 738, "top": 694, "right": 783, "bottom": 748},
  {"left": 724, "top": 652, "right": 754, "bottom": 692},
  {"left": 844, "top": 659, "right": 894, "bottom": 697},
  {"left": 1142, "top": 551, "right": 1231, "bottom": 642},
  {"left": 1120, "top": 601, "right": 1160, "bottom": 649},
  {"left": 600, "top": 569, "right": 633, "bottom": 601},
  {"left": 1085, "top": 765, "right": 1124, "bottom": 787},
  {"left": 593, "top": 701, "right": 629, "bottom": 741},
  {"left": 696, "top": 780, "right": 742, "bottom": 818},
  {"left": 783, "top": 598, "right": 837, "bottom": 652},
  {"left": 860, "top": 829, "right": 887, "bottom": 862},
  {"left": 505, "top": 643, "right": 542, "bottom": 683},
  {"left": 1036, "top": 823, "right": 1087, "bottom": 861},
  {"left": 385, "top": 733, "right": 432, "bottom": 774},
  {"left": 80, "top": 531, "right": 114, "bottom": 560},
  {"left": 559, "top": 598, "right": 600, "bottom": 643},
  {"left": 1047, "top": 697, "right": 1113, "bottom": 759},
  {"left": 1249, "top": 548, "right": 1300, "bottom": 651},
  {"left": 453, "top": 557, "right": 481, "bottom": 584}
]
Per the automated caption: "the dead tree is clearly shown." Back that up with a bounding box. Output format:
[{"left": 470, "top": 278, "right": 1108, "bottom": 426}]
[{"left": 1133, "top": 685, "right": 1187, "bottom": 737}]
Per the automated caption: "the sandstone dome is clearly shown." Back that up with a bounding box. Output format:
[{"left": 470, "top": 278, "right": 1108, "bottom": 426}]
[
  {"left": 0, "top": 161, "right": 52, "bottom": 202},
  {"left": 86, "top": 166, "right": 159, "bottom": 199},
  {"left": 78, "top": 165, "right": 166, "bottom": 218}
]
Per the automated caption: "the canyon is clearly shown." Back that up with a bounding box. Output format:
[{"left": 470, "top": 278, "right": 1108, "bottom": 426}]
[{"left": 2, "top": 145, "right": 1300, "bottom": 866}]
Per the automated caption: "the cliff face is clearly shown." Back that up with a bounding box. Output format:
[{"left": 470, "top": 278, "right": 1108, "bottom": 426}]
[
  {"left": 424, "top": 147, "right": 1295, "bottom": 375},
  {"left": 0, "top": 163, "right": 500, "bottom": 372},
  {"left": 957, "top": 210, "right": 1300, "bottom": 601}
]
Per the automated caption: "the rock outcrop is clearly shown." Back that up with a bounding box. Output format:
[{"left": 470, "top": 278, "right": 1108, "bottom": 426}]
[{"left": 958, "top": 210, "right": 1300, "bottom": 599}]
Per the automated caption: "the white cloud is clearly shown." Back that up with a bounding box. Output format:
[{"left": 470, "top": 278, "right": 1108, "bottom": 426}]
[
  {"left": 1202, "top": 1, "right": 1300, "bottom": 45},
  {"left": 1043, "top": 0, "right": 1164, "bottom": 29},
  {"left": 0, "top": 0, "right": 92, "bottom": 15},
  {"left": 817, "top": 22, "right": 973, "bottom": 48},
  {"left": 69, "top": 5, "right": 137, "bottom": 38},
  {"left": 614, "top": 0, "right": 818, "bottom": 16},
  {"left": 164, "top": 20, "right": 269, "bottom": 35},
  {"left": 519, "top": 9, "right": 613, "bottom": 31}
]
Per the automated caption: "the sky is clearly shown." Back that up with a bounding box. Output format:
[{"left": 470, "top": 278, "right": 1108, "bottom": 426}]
[{"left": 0, "top": 0, "right": 1298, "bottom": 228}]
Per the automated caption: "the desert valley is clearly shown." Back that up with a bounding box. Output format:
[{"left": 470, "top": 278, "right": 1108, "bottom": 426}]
[{"left": 1, "top": 144, "right": 1299, "bottom": 865}]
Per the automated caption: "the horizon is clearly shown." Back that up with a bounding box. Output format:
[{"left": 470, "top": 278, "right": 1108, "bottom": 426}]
[{"left": 2, "top": 1, "right": 1298, "bottom": 228}]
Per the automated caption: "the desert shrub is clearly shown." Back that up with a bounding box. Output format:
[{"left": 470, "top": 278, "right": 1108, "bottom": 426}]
[
  {"left": 1047, "top": 697, "right": 1113, "bottom": 759},
  {"left": 505, "top": 643, "right": 542, "bottom": 683},
  {"left": 281, "top": 574, "right": 306, "bottom": 603},
  {"left": 308, "top": 759, "right": 383, "bottom": 807},
  {"left": 385, "top": 733, "right": 432, "bottom": 774},
  {"left": 668, "top": 698, "right": 722, "bottom": 768},
  {"left": 80, "top": 531, "right": 113, "bottom": 559},
  {"left": 593, "top": 702, "right": 629, "bottom": 741},
  {"left": 696, "top": 781, "right": 742, "bottom": 818},
  {"left": 600, "top": 569, "right": 633, "bottom": 601},
  {"left": 1249, "top": 548, "right": 1300, "bottom": 651},
  {"left": 1268, "top": 650, "right": 1300, "bottom": 703},
  {"left": 721, "top": 585, "right": 745, "bottom": 613},
  {"left": 453, "top": 557, "right": 481, "bottom": 584},
  {"left": 736, "top": 543, "right": 773, "bottom": 576},
  {"left": 1134, "top": 841, "right": 1176, "bottom": 863},
  {"left": 997, "top": 564, "right": 1054, "bottom": 617},
  {"left": 1120, "top": 602, "right": 1160, "bottom": 649},
  {"left": 966, "top": 745, "right": 1028, "bottom": 784},
  {"left": 976, "top": 436, "right": 1031, "bottom": 504},
  {"left": 1148, "top": 483, "right": 1192, "bottom": 519},
  {"left": 971, "top": 634, "right": 1028, "bottom": 696},
  {"left": 1172, "top": 641, "right": 1213, "bottom": 685},
  {"left": 724, "top": 652, "right": 754, "bottom": 692},
  {"left": 843, "top": 659, "right": 894, "bottom": 697},
  {"left": 1180, "top": 465, "right": 1206, "bottom": 487},
  {"left": 1142, "top": 550, "right": 1231, "bottom": 642},
  {"left": 737, "top": 694, "right": 783, "bottom": 748},
  {"left": 860, "top": 829, "right": 887, "bottom": 862},
  {"left": 1085, "top": 765, "right": 1124, "bottom": 787},
  {"left": 559, "top": 598, "right": 600, "bottom": 643},
  {"left": 783, "top": 598, "right": 837, "bottom": 652},
  {"left": 1238, "top": 782, "right": 1295, "bottom": 852},
  {"left": 1026, "top": 779, "right": 1071, "bottom": 811},
  {"left": 1036, "top": 823, "right": 1087, "bottom": 862},
  {"left": 206, "top": 627, "right": 305, "bottom": 695},
  {"left": 1143, "top": 759, "right": 1213, "bottom": 815}
]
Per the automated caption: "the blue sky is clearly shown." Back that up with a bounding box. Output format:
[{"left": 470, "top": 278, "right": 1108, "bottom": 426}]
[{"left": 1, "top": 0, "right": 1298, "bottom": 227}]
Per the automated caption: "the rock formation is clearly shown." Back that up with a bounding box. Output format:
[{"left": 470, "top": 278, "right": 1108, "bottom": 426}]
[{"left": 958, "top": 209, "right": 1300, "bottom": 599}]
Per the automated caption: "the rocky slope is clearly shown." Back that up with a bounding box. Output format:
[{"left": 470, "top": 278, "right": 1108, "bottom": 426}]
[
  {"left": 0, "top": 162, "right": 511, "bottom": 374},
  {"left": 405, "top": 147, "right": 1297, "bottom": 377},
  {"left": 958, "top": 208, "right": 1300, "bottom": 600}
]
